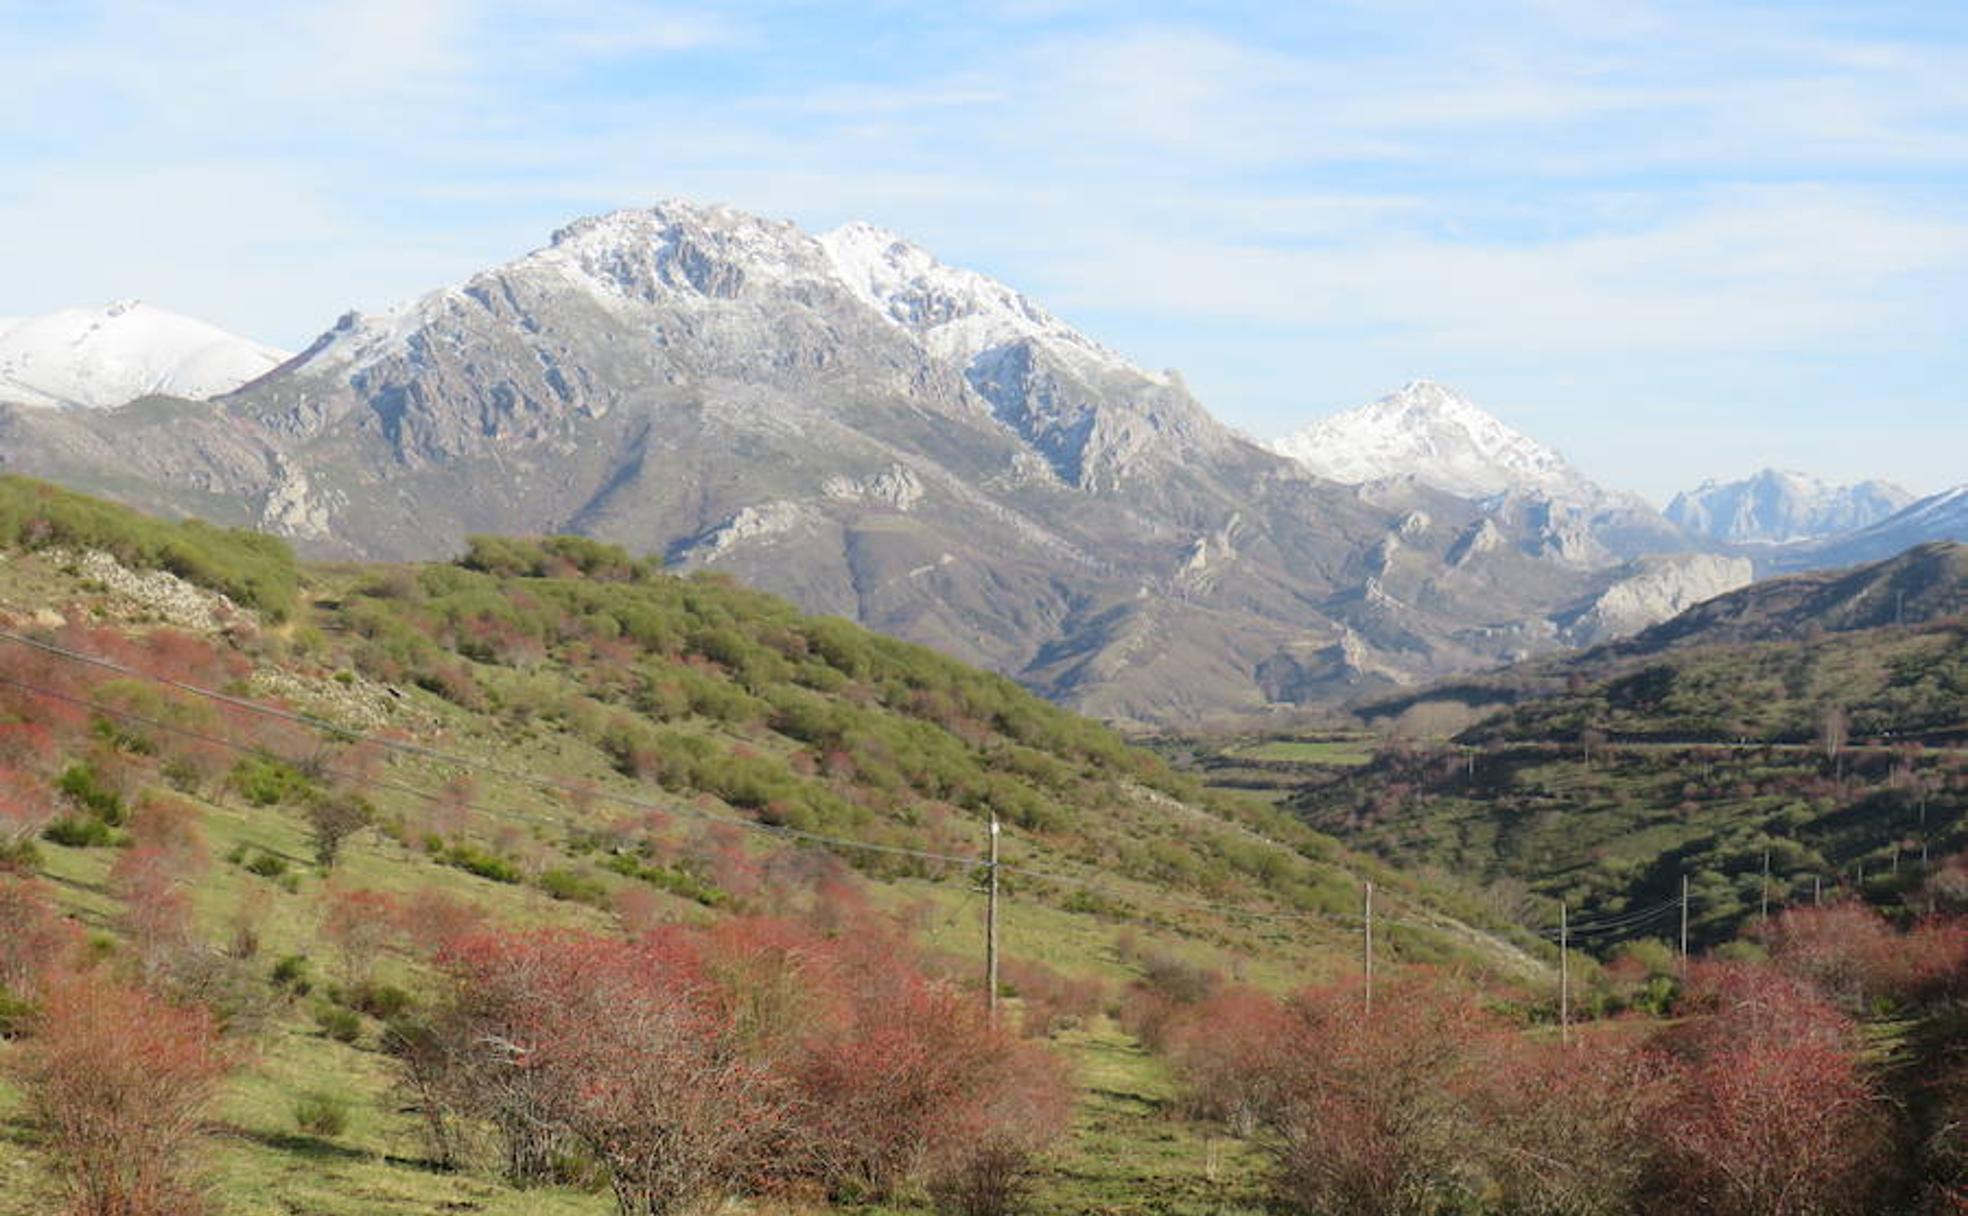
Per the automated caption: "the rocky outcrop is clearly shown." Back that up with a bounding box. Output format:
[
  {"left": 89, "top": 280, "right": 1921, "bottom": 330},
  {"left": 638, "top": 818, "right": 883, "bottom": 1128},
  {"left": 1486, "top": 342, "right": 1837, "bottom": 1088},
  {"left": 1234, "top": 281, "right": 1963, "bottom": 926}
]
[{"left": 1555, "top": 554, "right": 1756, "bottom": 646}]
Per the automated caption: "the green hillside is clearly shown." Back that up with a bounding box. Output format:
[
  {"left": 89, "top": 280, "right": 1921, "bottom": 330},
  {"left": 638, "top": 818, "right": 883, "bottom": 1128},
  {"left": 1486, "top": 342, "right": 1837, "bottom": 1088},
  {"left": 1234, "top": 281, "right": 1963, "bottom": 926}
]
[
  {"left": 0, "top": 477, "right": 1530, "bottom": 1215},
  {"left": 1271, "top": 553, "right": 1968, "bottom": 948}
]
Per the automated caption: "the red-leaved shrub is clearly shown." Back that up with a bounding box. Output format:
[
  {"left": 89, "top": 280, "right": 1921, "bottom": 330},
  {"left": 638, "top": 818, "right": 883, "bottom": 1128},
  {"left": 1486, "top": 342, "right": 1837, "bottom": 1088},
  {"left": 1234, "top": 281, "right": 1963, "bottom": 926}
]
[{"left": 8, "top": 971, "right": 232, "bottom": 1216}]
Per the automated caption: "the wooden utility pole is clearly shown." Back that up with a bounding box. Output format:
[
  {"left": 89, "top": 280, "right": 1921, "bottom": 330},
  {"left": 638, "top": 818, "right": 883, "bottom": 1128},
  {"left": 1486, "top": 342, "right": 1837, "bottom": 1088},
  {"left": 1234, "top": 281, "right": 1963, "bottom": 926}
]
[
  {"left": 1363, "top": 880, "right": 1374, "bottom": 1013},
  {"left": 1559, "top": 902, "right": 1570, "bottom": 1047},
  {"left": 1679, "top": 874, "right": 1690, "bottom": 974},
  {"left": 986, "top": 814, "right": 1001, "bottom": 1024}
]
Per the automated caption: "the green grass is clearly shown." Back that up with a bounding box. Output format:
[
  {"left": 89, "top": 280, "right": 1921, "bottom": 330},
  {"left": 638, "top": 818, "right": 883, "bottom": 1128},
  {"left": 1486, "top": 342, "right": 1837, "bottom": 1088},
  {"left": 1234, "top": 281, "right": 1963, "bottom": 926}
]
[
  {"left": 1029, "top": 1022, "right": 1268, "bottom": 1216},
  {"left": 1224, "top": 738, "right": 1376, "bottom": 766}
]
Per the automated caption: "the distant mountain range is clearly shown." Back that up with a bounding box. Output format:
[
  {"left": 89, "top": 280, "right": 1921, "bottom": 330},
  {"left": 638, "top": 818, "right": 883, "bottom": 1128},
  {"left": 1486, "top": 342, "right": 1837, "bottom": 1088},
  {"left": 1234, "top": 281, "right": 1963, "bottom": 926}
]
[
  {"left": 0, "top": 201, "right": 1958, "bottom": 722},
  {"left": 0, "top": 300, "right": 286, "bottom": 409},
  {"left": 1666, "top": 469, "right": 1912, "bottom": 544}
]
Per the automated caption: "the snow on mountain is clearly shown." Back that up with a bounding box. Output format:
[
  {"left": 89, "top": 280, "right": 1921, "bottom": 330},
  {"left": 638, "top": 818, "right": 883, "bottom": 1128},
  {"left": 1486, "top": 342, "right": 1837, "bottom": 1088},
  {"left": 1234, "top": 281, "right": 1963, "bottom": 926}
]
[
  {"left": 1805, "top": 485, "right": 1968, "bottom": 564},
  {"left": 0, "top": 301, "right": 288, "bottom": 409},
  {"left": 1270, "top": 380, "right": 1608, "bottom": 504},
  {"left": 1665, "top": 469, "right": 1913, "bottom": 544},
  {"left": 816, "top": 221, "right": 1140, "bottom": 375},
  {"left": 284, "top": 201, "right": 1231, "bottom": 491},
  {"left": 302, "top": 202, "right": 1146, "bottom": 383}
]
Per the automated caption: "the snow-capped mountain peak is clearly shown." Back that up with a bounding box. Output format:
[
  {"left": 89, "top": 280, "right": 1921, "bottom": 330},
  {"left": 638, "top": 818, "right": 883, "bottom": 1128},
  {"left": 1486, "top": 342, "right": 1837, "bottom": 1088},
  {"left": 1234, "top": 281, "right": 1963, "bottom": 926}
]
[
  {"left": 1664, "top": 468, "right": 1913, "bottom": 544},
  {"left": 0, "top": 301, "right": 288, "bottom": 409},
  {"left": 295, "top": 202, "right": 1155, "bottom": 394},
  {"left": 817, "top": 220, "right": 1133, "bottom": 372},
  {"left": 1270, "top": 379, "right": 1604, "bottom": 503}
]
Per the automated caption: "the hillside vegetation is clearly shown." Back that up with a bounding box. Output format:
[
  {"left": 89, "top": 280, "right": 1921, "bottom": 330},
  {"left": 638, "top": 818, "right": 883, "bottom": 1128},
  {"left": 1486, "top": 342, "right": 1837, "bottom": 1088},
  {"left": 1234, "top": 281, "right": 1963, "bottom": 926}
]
[
  {"left": 0, "top": 478, "right": 1526, "bottom": 1216},
  {"left": 1270, "top": 545, "right": 1968, "bottom": 947}
]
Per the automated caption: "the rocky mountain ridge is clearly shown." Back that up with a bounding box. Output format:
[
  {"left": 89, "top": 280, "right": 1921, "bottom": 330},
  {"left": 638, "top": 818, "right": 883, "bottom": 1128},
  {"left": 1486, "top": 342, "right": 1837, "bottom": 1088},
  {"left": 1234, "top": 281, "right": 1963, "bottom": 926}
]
[
  {"left": 1666, "top": 468, "right": 1912, "bottom": 544},
  {"left": 0, "top": 203, "right": 1867, "bottom": 721}
]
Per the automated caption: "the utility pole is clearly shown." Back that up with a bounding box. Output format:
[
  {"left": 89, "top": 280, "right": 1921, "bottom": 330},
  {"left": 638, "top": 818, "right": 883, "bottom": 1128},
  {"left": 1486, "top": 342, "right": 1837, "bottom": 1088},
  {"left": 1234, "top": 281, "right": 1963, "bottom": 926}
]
[
  {"left": 986, "top": 814, "right": 1001, "bottom": 1024},
  {"left": 1814, "top": 875, "right": 1822, "bottom": 907},
  {"left": 1760, "top": 849, "right": 1770, "bottom": 921},
  {"left": 1363, "top": 880, "right": 1374, "bottom": 1014},
  {"left": 1679, "top": 874, "right": 1690, "bottom": 975},
  {"left": 1559, "top": 902, "right": 1570, "bottom": 1047}
]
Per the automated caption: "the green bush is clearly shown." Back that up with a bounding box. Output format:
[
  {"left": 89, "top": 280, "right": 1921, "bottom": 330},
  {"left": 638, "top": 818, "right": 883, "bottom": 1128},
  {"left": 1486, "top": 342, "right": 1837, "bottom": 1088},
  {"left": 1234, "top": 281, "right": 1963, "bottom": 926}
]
[
  {"left": 271, "top": 954, "right": 312, "bottom": 995},
  {"left": 231, "top": 755, "right": 315, "bottom": 807},
  {"left": 315, "top": 1005, "right": 362, "bottom": 1043},
  {"left": 56, "top": 761, "right": 124, "bottom": 824},
  {"left": 435, "top": 842, "right": 523, "bottom": 884},
  {"left": 42, "top": 815, "right": 114, "bottom": 848},
  {"left": 537, "top": 867, "right": 607, "bottom": 905},
  {"left": 0, "top": 988, "right": 35, "bottom": 1036},
  {"left": 292, "top": 1090, "right": 350, "bottom": 1138},
  {"left": 348, "top": 982, "right": 415, "bottom": 1020},
  {"left": 245, "top": 852, "right": 290, "bottom": 880}
]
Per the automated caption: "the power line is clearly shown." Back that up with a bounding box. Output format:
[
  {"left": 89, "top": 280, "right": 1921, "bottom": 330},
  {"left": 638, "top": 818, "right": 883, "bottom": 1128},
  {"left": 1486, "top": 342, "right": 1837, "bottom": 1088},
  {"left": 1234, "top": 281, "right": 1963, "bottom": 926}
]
[{"left": 1534, "top": 896, "right": 1683, "bottom": 940}]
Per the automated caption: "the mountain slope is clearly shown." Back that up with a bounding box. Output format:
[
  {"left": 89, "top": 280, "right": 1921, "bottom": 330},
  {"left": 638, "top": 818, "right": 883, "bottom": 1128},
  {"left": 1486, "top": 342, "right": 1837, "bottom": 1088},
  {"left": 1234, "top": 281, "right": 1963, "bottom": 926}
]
[
  {"left": 1768, "top": 486, "right": 1968, "bottom": 572},
  {"left": 1613, "top": 539, "right": 1968, "bottom": 656},
  {"left": 0, "top": 300, "right": 287, "bottom": 409},
  {"left": 1666, "top": 468, "right": 1912, "bottom": 544},
  {"left": 1286, "top": 544, "right": 1968, "bottom": 948},
  {"left": 0, "top": 206, "right": 1705, "bottom": 721}
]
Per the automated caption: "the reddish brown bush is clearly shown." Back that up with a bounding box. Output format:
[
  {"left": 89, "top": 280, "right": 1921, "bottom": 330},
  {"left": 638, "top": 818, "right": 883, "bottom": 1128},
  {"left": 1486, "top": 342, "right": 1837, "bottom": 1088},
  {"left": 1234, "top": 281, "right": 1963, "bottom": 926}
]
[
  {"left": 794, "top": 950, "right": 1071, "bottom": 1200},
  {"left": 109, "top": 843, "right": 202, "bottom": 982},
  {"left": 1164, "top": 986, "right": 1297, "bottom": 1135},
  {"left": 1000, "top": 957, "right": 1105, "bottom": 1039},
  {"left": 1474, "top": 1030, "right": 1662, "bottom": 1215},
  {"left": 417, "top": 917, "right": 1070, "bottom": 1214},
  {"left": 0, "top": 876, "right": 82, "bottom": 998},
  {"left": 319, "top": 887, "right": 403, "bottom": 990},
  {"left": 430, "top": 928, "right": 788, "bottom": 1210},
  {"left": 1645, "top": 962, "right": 1894, "bottom": 1216},
  {"left": 0, "top": 768, "right": 55, "bottom": 868},
  {"left": 1262, "top": 973, "right": 1505, "bottom": 1214},
  {"left": 8, "top": 971, "right": 232, "bottom": 1216}
]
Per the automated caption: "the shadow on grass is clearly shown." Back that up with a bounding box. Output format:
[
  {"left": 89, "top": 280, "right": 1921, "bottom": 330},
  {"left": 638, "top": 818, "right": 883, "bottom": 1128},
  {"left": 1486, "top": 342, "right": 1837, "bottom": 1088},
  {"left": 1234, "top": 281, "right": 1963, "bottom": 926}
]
[{"left": 218, "top": 1123, "right": 373, "bottom": 1163}]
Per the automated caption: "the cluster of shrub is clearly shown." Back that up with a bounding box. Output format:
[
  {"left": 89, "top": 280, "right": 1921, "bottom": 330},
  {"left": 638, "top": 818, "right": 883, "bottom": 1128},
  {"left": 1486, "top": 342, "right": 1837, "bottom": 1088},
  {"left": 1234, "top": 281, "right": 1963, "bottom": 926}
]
[
  {"left": 1140, "top": 896, "right": 1968, "bottom": 1214},
  {"left": 0, "top": 845, "right": 1077, "bottom": 1216},
  {"left": 389, "top": 914, "right": 1072, "bottom": 1216},
  {"left": 329, "top": 536, "right": 1359, "bottom": 908}
]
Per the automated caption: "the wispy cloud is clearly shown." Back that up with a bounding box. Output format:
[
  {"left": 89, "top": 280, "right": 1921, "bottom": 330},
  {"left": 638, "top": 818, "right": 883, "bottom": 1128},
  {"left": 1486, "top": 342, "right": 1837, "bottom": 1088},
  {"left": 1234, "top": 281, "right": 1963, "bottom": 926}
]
[{"left": 0, "top": 0, "right": 1962, "bottom": 495}]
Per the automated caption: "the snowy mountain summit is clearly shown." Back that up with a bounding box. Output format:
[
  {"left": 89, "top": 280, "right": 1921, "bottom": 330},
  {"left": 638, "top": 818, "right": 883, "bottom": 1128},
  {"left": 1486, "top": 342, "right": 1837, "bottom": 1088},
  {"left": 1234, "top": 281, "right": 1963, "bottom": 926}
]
[
  {"left": 0, "top": 301, "right": 287, "bottom": 410},
  {"left": 1270, "top": 379, "right": 1606, "bottom": 504},
  {"left": 817, "top": 220, "right": 1139, "bottom": 375},
  {"left": 1664, "top": 469, "right": 1912, "bottom": 544}
]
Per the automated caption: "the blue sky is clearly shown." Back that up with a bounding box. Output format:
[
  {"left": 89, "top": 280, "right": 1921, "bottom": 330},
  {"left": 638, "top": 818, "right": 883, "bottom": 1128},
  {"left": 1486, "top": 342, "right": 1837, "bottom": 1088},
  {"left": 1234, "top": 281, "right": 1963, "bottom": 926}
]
[{"left": 2, "top": 0, "right": 1964, "bottom": 502}]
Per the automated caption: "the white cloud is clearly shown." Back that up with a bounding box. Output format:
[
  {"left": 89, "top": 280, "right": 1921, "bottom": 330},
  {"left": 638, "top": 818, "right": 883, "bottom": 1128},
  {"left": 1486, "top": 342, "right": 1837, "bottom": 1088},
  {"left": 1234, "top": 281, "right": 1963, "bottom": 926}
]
[{"left": 0, "top": 1, "right": 1963, "bottom": 494}]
